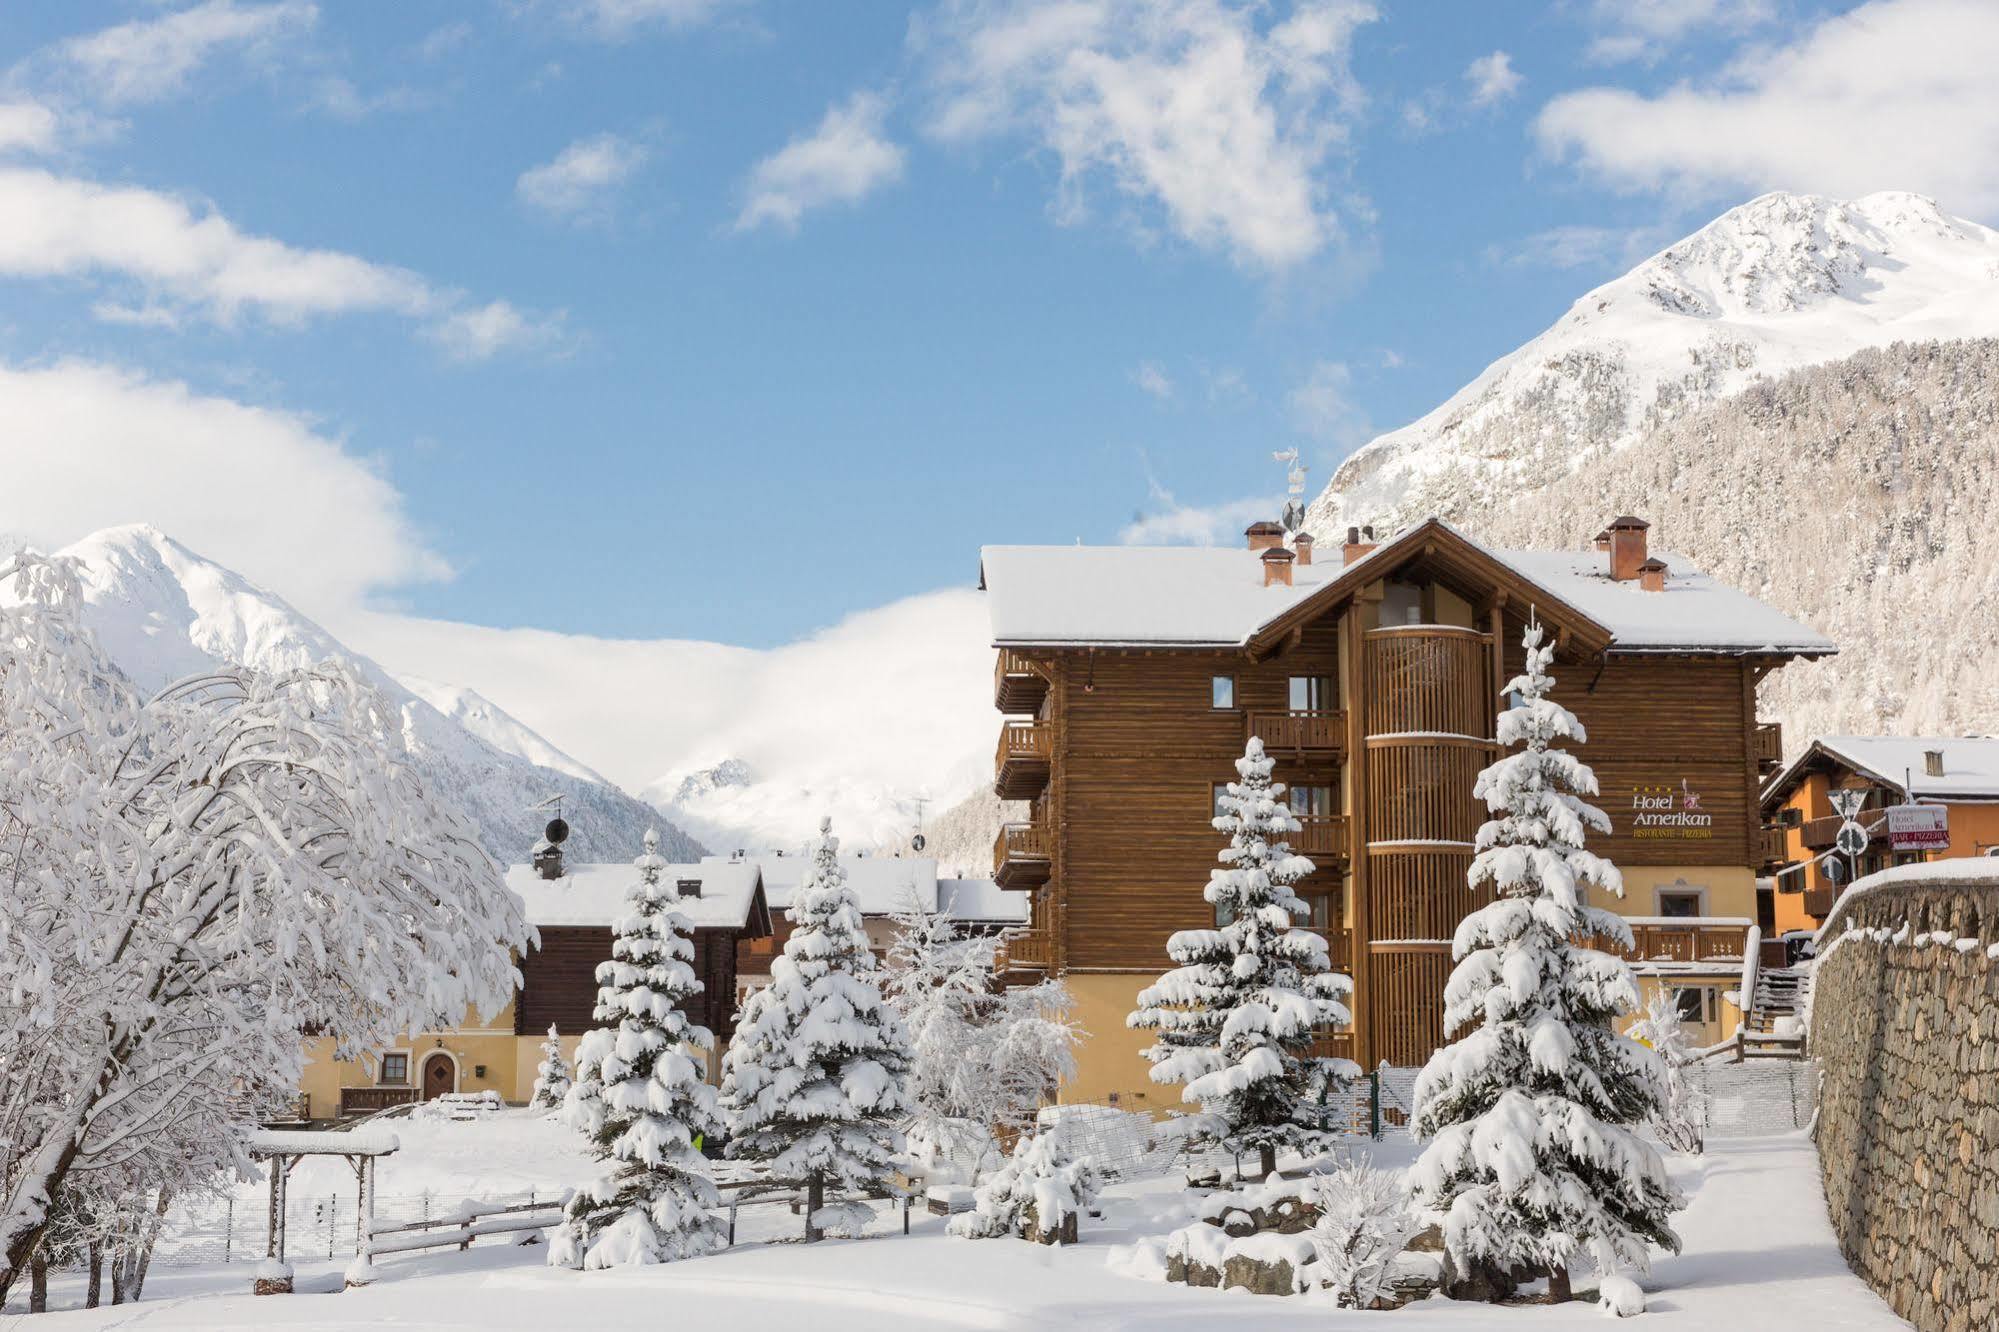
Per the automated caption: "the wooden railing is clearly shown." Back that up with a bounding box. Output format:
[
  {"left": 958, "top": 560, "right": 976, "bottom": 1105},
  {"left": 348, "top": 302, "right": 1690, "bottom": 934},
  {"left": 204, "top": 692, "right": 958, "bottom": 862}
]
[
  {"left": 339, "top": 1085, "right": 418, "bottom": 1117},
  {"left": 996, "top": 719, "right": 1052, "bottom": 764},
  {"left": 1249, "top": 709, "right": 1346, "bottom": 752},
  {"left": 1361, "top": 625, "right": 1493, "bottom": 740},
  {"left": 1754, "top": 722, "right": 1784, "bottom": 769},
  {"left": 1303, "top": 926, "right": 1353, "bottom": 972},
  {"left": 1289, "top": 813, "right": 1350, "bottom": 860},
  {"left": 993, "top": 649, "right": 1050, "bottom": 712},
  {"left": 1801, "top": 813, "right": 1845, "bottom": 851},
  {"left": 992, "top": 820, "right": 1053, "bottom": 882},
  {"left": 993, "top": 928, "right": 1051, "bottom": 974},
  {"left": 1757, "top": 825, "right": 1791, "bottom": 865},
  {"left": 1594, "top": 917, "right": 1753, "bottom": 964},
  {"left": 1803, "top": 887, "right": 1837, "bottom": 919}
]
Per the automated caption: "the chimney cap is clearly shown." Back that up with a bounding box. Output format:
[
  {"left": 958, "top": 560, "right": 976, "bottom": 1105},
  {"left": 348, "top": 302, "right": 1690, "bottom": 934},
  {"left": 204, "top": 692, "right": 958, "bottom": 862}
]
[
  {"left": 1637, "top": 557, "right": 1668, "bottom": 571},
  {"left": 1245, "top": 520, "right": 1285, "bottom": 536},
  {"left": 1293, "top": 531, "right": 1315, "bottom": 543},
  {"left": 1608, "top": 514, "right": 1650, "bottom": 531},
  {"left": 1260, "top": 545, "right": 1296, "bottom": 562}
]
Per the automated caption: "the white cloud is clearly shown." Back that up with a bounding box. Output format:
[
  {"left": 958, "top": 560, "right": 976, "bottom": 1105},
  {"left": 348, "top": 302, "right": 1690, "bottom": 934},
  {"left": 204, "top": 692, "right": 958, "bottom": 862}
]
[
  {"left": 517, "top": 133, "right": 649, "bottom": 220},
  {"left": 0, "top": 166, "right": 555, "bottom": 355},
  {"left": 1496, "top": 223, "right": 1673, "bottom": 271},
  {"left": 0, "top": 101, "right": 59, "bottom": 155},
  {"left": 1464, "top": 50, "right": 1521, "bottom": 108},
  {"left": 1288, "top": 358, "right": 1370, "bottom": 448},
  {"left": 428, "top": 300, "right": 567, "bottom": 361},
  {"left": 1132, "top": 360, "right": 1174, "bottom": 399},
  {"left": 1539, "top": 0, "right": 1999, "bottom": 214},
  {"left": 1584, "top": 0, "right": 1774, "bottom": 62},
  {"left": 1121, "top": 495, "right": 1274, "bottom": 546},
  {"left": 736, "top": 92, "right": 905, "bottom": 232},
  {"left": 557, "top": 0, "right": 749, "bottom": 40},
  {"left": 0, "top": 358, "right": 447, "bottom": 615},
  {"left": 916, "top": 0, "right": 1378, "bottom": 270},
  {"left": 49, "top": 0, "right": 318, "bottom": 106}
]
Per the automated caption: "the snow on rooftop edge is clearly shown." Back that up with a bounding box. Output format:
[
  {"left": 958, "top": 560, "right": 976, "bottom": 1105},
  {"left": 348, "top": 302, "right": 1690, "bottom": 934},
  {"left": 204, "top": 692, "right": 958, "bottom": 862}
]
[{"left": 504, "top": 861, "right": 761, "bottom": 929}]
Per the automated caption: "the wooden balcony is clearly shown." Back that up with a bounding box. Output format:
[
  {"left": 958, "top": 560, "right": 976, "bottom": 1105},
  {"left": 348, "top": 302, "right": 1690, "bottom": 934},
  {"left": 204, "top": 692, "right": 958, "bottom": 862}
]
[
  {"left": 1754, "top": 722, "right": 1783, "bottom": 774},
  {"left": 994, "top": 720, "right": 1052, "bottom": 800},
  {"left": 993, "top": 928, "right": 1051, "bottom": 983},
  {"left": 1757, "top": 825, "right": 1792, "bottom": 870},
  {"left": 1249, "top": 709, "right": 1346, "bottom": 754},
  {"left": 994, "top": 649, "right": 1050, "bottom": 715},
  {"left": 1303, "top": 926, "right": 1353, "bottom": 973},
  {"left": 1803, "top": 887, "right": 1837, "bottom": 919},
  {"left": 1592, "top": 917, "right": 1752, "bottom": 965},
  {"left": 993, "top": 820, "right": 1053, "bottom": 891},
  {"left": 1288, "top": 813, "right": 1351, "bottom": 861},
  {"left": 1800, "top": 813, "right": 1845, "bottom": 851},
  {"left": 1309, "top": 1029, "right": 1357, "bottom": 1064},
  {"left": 339, "top": 1085, "right": 418, "bottom": 1118}
]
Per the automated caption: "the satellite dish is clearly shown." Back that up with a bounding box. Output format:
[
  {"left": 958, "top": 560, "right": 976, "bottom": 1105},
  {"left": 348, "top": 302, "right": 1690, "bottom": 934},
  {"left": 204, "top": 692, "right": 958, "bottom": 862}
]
[
  {"left": 911, "top": 833, "right": 927, "bottom": 852},
  {"left": 544, "top": 817, "right": 570, "bottom": 845}
]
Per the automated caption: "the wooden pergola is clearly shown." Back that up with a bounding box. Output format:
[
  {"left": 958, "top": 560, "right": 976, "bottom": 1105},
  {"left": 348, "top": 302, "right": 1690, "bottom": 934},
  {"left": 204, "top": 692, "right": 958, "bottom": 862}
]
[{"left": 244, "top": 1128, "right": 399, "bottom": 1294}]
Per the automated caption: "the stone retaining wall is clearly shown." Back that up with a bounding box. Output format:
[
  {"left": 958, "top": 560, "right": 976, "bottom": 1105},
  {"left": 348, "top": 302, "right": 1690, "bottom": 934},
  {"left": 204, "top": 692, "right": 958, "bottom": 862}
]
[{"left": 1810, "top": 865, "right": 1999, "bottom": 1332}]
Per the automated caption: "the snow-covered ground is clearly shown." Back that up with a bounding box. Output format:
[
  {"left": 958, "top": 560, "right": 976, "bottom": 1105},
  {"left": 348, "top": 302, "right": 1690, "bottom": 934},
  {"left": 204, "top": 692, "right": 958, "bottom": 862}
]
[{"left": 16, "top": 1112, "right": 1904, "bottom": 1329}]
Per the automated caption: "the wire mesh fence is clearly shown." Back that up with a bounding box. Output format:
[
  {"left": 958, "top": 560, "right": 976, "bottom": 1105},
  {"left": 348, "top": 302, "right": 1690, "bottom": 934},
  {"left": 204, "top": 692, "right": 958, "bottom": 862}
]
[{"left": 1686, "top": 1058, "right": 1817, "bottom": 1136}]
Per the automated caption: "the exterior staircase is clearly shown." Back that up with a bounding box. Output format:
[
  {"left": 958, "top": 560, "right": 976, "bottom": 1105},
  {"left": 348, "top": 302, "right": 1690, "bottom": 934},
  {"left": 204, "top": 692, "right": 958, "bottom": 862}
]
[{"left": 1740, "top": 966, "right": 1809, "bottom": 1060}]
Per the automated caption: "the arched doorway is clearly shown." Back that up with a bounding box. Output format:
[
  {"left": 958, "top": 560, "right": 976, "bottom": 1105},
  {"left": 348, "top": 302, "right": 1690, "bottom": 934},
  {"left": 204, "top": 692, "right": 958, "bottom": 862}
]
[{"left": 420, "top": 1051, "right": 457, "bottom": 1101}]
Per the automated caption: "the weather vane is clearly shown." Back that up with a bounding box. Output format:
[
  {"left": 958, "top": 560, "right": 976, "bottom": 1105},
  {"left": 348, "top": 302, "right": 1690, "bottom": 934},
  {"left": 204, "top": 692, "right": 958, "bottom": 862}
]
[{"left": 1273, "top": 447, "right": 1308, "bottom": 533}]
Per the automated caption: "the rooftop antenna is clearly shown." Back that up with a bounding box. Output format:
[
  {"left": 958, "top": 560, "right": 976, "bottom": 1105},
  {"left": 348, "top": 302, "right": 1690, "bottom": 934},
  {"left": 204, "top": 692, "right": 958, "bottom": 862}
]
[
  {"left": 910, "top": 793, "right": 929, "bottom": 854},
  {"left": 527, "top": 793, "right": 569, "bottom": 880},
  {"left": 1273, "top": 447, "right": 1308, "bottom": 533}
]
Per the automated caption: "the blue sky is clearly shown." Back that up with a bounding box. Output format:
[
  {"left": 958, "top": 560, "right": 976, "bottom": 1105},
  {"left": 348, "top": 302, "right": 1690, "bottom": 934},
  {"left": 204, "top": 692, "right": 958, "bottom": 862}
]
[{"left": 5, "top": 0, "right": 1987, "bottom": 653}]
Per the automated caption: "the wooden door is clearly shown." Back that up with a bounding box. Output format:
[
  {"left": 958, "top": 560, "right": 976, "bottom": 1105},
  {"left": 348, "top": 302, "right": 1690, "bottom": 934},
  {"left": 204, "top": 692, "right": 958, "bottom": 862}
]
[{"left": 421, "top": 1053, "right": 455, "bottom": 1100}]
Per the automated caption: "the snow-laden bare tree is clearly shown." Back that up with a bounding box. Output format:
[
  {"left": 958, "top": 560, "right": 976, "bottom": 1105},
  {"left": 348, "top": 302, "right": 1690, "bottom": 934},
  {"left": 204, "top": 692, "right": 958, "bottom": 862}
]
[
  {"left": 0, "top": 553, "right": 527, "bottom": 1304},
  {"left": 1628, "top": 989, "right": 1706, "bottom": 1156},
  {"left": 721, "top": 818, "right": 912, "bottom": 1240},
  {"left": 884, "top": 892, "right": 1076, "bottom": 1176},
  {"left": 551, "top": 829, "right": 724, "bottom": 1267},
  {"left": 531, "top": 1025, "right": 574, "bottom": 1111},
  {"left": 1408, "top": 619, "right": 1680, "bottom": 1302},
  {"left": 1128, "top": 736, "right": 1357, "bottom": 1179}
]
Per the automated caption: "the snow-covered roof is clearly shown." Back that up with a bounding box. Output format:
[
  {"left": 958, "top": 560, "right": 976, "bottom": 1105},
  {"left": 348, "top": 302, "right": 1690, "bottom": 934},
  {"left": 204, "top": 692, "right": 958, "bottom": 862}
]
[
  {"left": 707, "top": 853, "right": 937, "bottom": 916},
  {"left": 981, "top": 523, "right": 1833, "bottom": 657},
  {"left": 1777, "top": 736, "right": 1999, "bottom": 801},
  {"left": 504, "top": 861, "right": 764, "bottom": 930},
  {"left": 939, "top": 877, "right": 1027, "bottom": 924},
  {"left": 245, "top": 1128, "right": 399, "bottom": 1157}
]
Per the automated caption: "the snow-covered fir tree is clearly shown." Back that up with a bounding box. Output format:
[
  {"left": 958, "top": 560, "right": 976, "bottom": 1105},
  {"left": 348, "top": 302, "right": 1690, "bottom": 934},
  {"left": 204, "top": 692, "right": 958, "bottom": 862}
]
[
  {"left": 721, "top": 818, "right": 913, "bottom": 1239},
  {"left": 1408, "top": 619, "right": 1680, "bottom": 1301},
  {"left": 550, "top": 829, "right": 724, "bottom": 1268},
  {"left": 947, "top": 1131, "right": 1099, "bottom": 1244},
  {"left": 1128, "top": 736, "right": 1357, "bottom": 1179},
  {"left": 1310, "top": 1160, "right": 1415, "bottom": 1310},
  {"left": 1628, "top": 989, "right": 1706, "bottom": 1155},
  {"left": 531, "top": 1025, "right": 573, "bottom": 1111}
]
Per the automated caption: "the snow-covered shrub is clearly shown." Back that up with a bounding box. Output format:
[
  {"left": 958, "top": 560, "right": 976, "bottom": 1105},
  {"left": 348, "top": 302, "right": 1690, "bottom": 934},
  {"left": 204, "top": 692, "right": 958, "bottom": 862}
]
[
  {"left": 948, "top": 1132, "right": 1100, "bottom": 1243},
  {"left": 1128, "top": 737, "right": 1357, "bottom": 1179},
  {"left": 1597, "top": 1272, "right": 1647, "bottom": 1316},
  {"left": 722, "top": 818, "right": 913, "bottom": 1239},
  {"left": 1309, "top": 1160, "right": 1415, "bottom": 1310},
  {"left": 1409, "top": 619, "right": 1681, "bottom": 1301},
  {"left": 550, "top": 829, "right": 724, "bottom": 1268},
  {"left": 0, "top": 553, "right": 525, "bottom": 1302},
  {"left": 1628, "top": 988, "right": 1706, "bottom": 1155},
  {"left": 531, "top": 1025, "right": 574, "bottom": 1111}
]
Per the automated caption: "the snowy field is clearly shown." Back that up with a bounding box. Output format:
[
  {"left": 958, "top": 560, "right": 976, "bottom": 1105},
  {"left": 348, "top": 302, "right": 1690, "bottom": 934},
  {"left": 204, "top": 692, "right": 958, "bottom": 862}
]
[{"left": 16, "top": 1111, "right": 1904, "bottom": 1329}]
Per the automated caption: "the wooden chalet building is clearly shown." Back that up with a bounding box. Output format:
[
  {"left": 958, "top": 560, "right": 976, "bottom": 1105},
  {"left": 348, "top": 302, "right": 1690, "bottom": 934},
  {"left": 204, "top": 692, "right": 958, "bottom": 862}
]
[
  {"left": 1760, "top": 736, "right": 1999, "bottom": 933},
  {"left": 297, "top": 847, "right": 772, "bottom": 1120},
  {"left": 980, "top": 516, "right": 1834, "bottom": 1104}
]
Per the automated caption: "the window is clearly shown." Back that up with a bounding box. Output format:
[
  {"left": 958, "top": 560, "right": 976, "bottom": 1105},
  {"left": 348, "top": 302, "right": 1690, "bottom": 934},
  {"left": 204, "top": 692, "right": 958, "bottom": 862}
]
[
  {"left": 677, "top": 877, "right": 703, "bottom": 899},
  {"left": 1756, "top": 886, "right": 1776, "bottom": 933},
  {"left": 1670, "top": 986, "right": 1717, "bottom": 1025},
  {"left": 1657, "top": 888, "right": 1702, "bottom": 918},
  {"left": 1289, "top": 785, "right": 1335, "bottom": 817},
  {"left": 1210, "top": 675, "right": 1236, "bottom": 709},
  {"left": 1288, "top": 675, "right": 1336, "bottom": 711},
  {"left": 1301, "top": 892, "right": 1333, "bottom": 929},
  {"left": 1212, "top": 783, "right": 1230, "bottom": 819},
  {"left": 379, "top": 1053, "right": 408, "bottom": 1086}
]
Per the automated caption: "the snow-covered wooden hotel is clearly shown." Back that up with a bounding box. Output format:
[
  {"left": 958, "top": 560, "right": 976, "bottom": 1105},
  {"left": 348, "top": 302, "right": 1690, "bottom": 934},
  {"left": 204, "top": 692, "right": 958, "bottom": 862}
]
[{"left": 979, "top": 516, "right": 1834, "bottom": 1103}]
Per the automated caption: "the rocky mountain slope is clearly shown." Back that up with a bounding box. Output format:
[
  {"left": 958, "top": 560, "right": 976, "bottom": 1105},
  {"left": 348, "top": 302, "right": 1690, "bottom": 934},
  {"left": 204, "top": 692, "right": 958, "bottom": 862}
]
[
  {"left": 43, "top": 525, "right": 703, "bottom": 866},
  {"left": 1305, "top": 192, "right": 1999, "bottom": 537}
]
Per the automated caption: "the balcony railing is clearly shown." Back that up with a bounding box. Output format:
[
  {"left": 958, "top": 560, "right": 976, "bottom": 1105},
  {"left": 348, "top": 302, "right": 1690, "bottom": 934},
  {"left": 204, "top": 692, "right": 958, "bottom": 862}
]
[
  {"left": 1803, "top": 887, "right": 1837, "bottom": 919},
  {"left": 993, "top": 820, "right": 1053, "bottom": 890},
  {"left": 993, "top": 928, "right": 1051, "bottom": 979},
  {"left": 1591, "top": 917, "right": 1753, "bottom": 965},
  {"left": 1753, "top": 722, "right": 1783, "bottom": 772},
  {"left": 1800, "top": 813, "right": 1845, "bottom": 852},
  {"left": 339, "top": 1085, "right": 418, "bottom": 1118},
  {"left": 1288, "top": 813, "right": 1350, "bottom": 860},
  {"left": 1249, "top": 709, "right": 1346, "bottom": 753},
  {"left": 1756, "top": 825, "right": 1791, "bottom": 867},
  {"left": 993, "top": 720, "right": 1053, "bottom": 800},
  {"left": 1303, "top": 926, "right": 1353, "bottom": 973},
  {"left": 993, "top": 649, "right": 1050, "bottom": 714}
]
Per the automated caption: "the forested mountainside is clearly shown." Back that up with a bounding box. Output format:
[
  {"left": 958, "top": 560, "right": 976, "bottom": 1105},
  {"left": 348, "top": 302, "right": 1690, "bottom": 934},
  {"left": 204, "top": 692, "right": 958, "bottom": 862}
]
[
  {"left": 1479, "top": 339, "right": 1999, "bottom": 746},
  {"left": 923, "top": 785, "right": 1026, "bottom": 880}
]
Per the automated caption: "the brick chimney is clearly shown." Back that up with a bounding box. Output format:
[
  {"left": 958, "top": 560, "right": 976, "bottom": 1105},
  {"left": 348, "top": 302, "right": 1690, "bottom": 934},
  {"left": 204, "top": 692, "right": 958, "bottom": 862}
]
[
  {"left": 1261, "top": 545, "right": 1295, "bottom": 587},
  {"left": 1593, "top": 529, "right": 1611, "bottom": 553},
  {"left": 1607, "top": 515, "right": 1650, "bottom": 581},
  {"left": 1342, "top": 525, "right": 1377, "bottom": 566},
  {"left": 1637, "top": 557, "right": 1668, "bottom": 592},
  {"left": 1246, "top": 521, "right": 1285, "bottom": 552},
  {"left": 1293, "top": 532, "right": 1315, "bottom": 566}
]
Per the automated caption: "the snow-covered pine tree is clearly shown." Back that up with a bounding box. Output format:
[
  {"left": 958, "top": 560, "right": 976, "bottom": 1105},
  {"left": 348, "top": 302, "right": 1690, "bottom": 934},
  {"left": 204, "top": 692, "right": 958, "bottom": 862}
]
[
  {"left": 1310, "top": 1159, "right": 1416, "bottom": 1310},
  {"left": 550, "top": 829, "right": 723, "bottom": 1268},
  {"left": 947, "top": 1131, "right": 1099, "bottom": 1244},
  {"left": 1628, "top": 989, "right": 1706, "bottom": 1155},
  {"left": 721, "top": 818, "right": 913, "bottom": 1240},
  {"left": 1408, "top": 619, "right": 1680, "bottom": 1301},
  {"left": 531, "top": 1025, "right": 573, "bottom": 1111},
  {"left": 1127, "top": 736, "right": 1357, "bottom": 1179}
]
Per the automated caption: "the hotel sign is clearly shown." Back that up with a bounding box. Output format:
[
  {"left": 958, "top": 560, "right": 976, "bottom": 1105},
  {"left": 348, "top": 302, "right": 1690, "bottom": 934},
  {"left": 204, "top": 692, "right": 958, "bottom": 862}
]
[
  {"left": 1886, "top": 804, "right": 1950, "bottom": 853},
  {"left": 1629, "top": 781, "right": 1715, "bottom": 841}
]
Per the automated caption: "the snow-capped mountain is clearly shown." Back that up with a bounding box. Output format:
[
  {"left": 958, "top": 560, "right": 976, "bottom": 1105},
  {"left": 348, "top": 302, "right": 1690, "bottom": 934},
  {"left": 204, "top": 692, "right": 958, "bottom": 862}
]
[
  {"left": 1305, "top": 192, "right": 1999, "bottom": 535},
  {"left": 644, "top": 756, "right": 934, "bottom": 859},
  {"left": 39, "top": 524, "right": 702, "bottom": 866}
]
